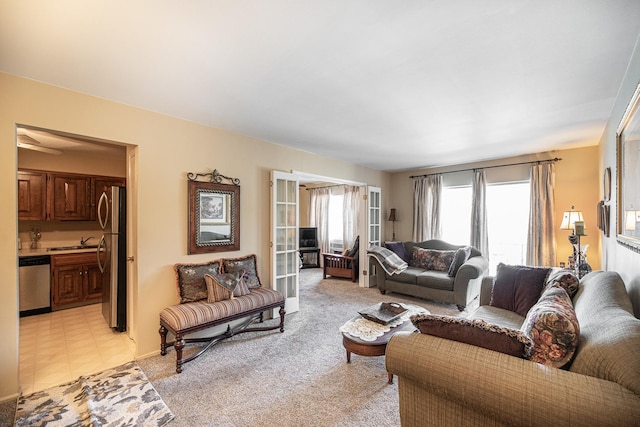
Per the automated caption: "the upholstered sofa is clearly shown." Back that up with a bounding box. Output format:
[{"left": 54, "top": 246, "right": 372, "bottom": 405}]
[
  {"left": 369, "top": 240, "right": 489, "bottom": 310},
  {"left": 386, "top": 270, "right": 640, "bottom": 426}
]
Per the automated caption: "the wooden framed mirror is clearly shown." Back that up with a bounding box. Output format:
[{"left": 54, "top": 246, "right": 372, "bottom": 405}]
[{"left": 188, "top": 170, "right": 240, "bottom": 254}]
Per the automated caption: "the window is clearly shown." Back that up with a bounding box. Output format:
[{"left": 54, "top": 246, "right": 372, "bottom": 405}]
[
  {"left": 441, "top": 186, "right": 472, "bottom": 246},
  {"left": 441, "top": 181, "right": 530, "bottom": 275},
  {"left": 328, "top": 193, "right": 344, "bottom": 251},
  {"left": 486, "top": 181, "right": 530, "bottom": 273}
]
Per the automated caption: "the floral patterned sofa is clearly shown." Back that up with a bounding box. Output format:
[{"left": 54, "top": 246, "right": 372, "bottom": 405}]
[
  {"left": 386, "top": 268, "right": 640, "bottom": 426},
  {"left": 369, "top": 240, "right": 489, "bottom": 310}
]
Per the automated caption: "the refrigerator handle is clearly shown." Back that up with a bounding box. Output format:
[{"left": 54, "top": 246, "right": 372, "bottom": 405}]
[
  {"left": 98, "top": 192, "right": 109, "bottom": 230},
  {"left": 97, "top": 235, "right": 107, "bottom": 273}
]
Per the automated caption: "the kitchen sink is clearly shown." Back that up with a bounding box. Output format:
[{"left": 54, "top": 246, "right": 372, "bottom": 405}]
[{"left": 48, "top": 245, "right": 99, "bottom": 251}]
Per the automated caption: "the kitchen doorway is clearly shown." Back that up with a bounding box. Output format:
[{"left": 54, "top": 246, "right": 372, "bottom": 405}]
[{"left": 16, "top": 125, "right": 138, "bottom": 394}]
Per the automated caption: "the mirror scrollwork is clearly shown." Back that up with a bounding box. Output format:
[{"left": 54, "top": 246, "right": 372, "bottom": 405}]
[
  {"left": 616, "top": 81, "right": 640, "bottom": 253},
  {"left": 188, "top": 169, "right": 240, "bottom": 254}
]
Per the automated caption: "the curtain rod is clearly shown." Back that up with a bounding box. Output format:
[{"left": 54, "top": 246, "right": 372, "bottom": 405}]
[
  {"left": 409, "top": 157, "right": 562, "bottom": 179},
  {"left": 304, "top": 183, "right": 345, "bottom": 190}
]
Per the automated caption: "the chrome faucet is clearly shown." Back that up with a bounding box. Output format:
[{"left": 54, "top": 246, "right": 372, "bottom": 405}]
[{"left": 80, "top": 236, "right": 94, "bottom": 246}]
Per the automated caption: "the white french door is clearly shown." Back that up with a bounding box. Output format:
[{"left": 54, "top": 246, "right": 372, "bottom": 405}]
[
  {"left": 362, "top": 186, "right": 381, "bottom": 288},
  {"left": 270, "top": 171, "right": 300, "bottom": 314}
]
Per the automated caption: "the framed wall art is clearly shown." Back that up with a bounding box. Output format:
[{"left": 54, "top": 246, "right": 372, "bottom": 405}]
[
  {"left": 616, "top": 81, "right": 640, "bottom": 252},
  {"left": 187, "top": 169, "right": 240, "bottom": 254}
]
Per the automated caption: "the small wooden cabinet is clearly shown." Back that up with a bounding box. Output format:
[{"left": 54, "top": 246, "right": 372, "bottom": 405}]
[
  {"left": 51, "top": 252, "right": 103, "bottom": 310},
  {"left": 48, "top": 173, "right": 92, "bottom": 220},
  {"left": 17, "top": 170, "right": 47, "bottom": 220},
  {"left": 17, "top": 169, "right": 125, "bottom": 222}
]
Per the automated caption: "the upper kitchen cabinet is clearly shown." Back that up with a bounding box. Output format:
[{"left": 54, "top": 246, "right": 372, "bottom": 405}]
[
  {"left": 17, "top": 169, "right": 125, "bottom": 221},
  {"left": 48, "top": 173, "right": 92, "bottom": 220},
  {"left": 17, "top": 170, "right": 47, "bottom": 220}
]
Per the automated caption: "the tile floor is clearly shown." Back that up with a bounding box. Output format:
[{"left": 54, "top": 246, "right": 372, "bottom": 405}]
[{"left": 19, "top": 303, "right": 136, "bottom": 395}]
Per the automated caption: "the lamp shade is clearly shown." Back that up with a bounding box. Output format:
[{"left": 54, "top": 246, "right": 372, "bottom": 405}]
[
  {"left": 560, "top": 206, "right": 584, "bottom": 230},
  {"left": 388, "top": 208, "right": 397, "bottom": 222}
]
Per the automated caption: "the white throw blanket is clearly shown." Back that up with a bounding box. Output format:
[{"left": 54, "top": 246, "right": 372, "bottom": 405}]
[{"left": 367, "top": 245, "right": 408, "bottom": 276}]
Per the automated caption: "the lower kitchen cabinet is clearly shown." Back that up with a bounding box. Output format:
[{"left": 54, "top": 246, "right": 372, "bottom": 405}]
[{"left": 51, "top": 252, "right": 103, "bottom": 310}]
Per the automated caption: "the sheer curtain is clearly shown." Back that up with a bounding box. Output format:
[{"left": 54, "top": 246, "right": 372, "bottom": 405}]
[
  {"left": 309, "top": 187, "right": 331, "bottom": 255},
  {"left": 527, "top": 162, "right": 556, "bottom": 266},
  {"left": 342, "top": 185, "right": 360, "bottom": 249},
  {"left": 470, "top": 169, "right": 489, "bottom": 258},
  {"left": 412, "top": 175, "right": 442, "bottom": 241}
]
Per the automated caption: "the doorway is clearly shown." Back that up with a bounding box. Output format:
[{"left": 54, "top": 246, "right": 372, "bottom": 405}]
[{"left": 16, "top": 125, "right": 138, "bottom": 394}]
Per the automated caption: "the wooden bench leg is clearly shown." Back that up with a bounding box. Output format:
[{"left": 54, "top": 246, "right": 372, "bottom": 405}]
[
  {"left": 175, "top": 334, "right": 185, "bottom": 374},
  {"left": 159, "top": 325, "right": 168, "bottom": 356},
  {"left": 278, "top": 306, "right": 286, "bottom": 332}
]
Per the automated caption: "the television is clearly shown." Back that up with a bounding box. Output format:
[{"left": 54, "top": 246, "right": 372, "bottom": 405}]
[{"left": 299, "top": 227, "right": 318, "bottom": 248}]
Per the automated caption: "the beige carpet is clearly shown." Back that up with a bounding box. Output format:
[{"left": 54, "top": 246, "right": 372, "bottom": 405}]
[{"left": 137, "top": 269, "right": 466, "bottom": 427}]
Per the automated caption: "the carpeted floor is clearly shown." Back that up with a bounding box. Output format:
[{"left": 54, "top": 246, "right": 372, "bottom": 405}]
[
  {"left": 139, "top": 269, "right": 465, "bottom": 426},
  {"left": 0, "top": 269, "right": 467, "bottom": 426}
]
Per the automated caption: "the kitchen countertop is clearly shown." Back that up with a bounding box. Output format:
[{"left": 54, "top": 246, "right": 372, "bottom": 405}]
[{"left": 19, "top": 247, "right": 99, "bottom": 257}]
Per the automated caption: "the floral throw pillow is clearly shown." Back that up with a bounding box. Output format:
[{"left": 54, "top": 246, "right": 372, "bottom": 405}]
[
  {"left": 175, "top": 260, "right": 222, "bottom": 303},
  {"left": 411, "top": 247, "right": 456, "bottom": 272},
  {"left": 521, "top": 286, "right": 580, "bottom": 368},
  {"left": 223, "top": 254, "right": 262, "bottom": 288},
  {"left": 544, "top": 269, "right": 579, "bottom": 299}
]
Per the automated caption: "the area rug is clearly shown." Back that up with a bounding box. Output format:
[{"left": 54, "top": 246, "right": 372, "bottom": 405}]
[{"left": 14, "top": 361, "right": 175, "bottom": 427}]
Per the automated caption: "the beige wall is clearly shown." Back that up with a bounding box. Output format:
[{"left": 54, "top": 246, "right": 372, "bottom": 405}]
[
  {"left": 0, "top": 72, "right": 390, "bottom": 401},
  {"left": 599, "top": 34, "right": 640, "bottom": 316},
  {"left": 387, "top": 146, "right": 601, "bottom": 271}
]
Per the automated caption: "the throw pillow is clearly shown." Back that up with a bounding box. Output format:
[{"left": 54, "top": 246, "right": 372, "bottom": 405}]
[
  {"left": 385, "top": 241, "right": 410, "bottom": 263},
  {"left": 346, "top": 236, "right": 360, "bottom": 258},
  {"left": 174, "top": 260, "right": 222, "bottom": 303},
  {"left": 222, "top": 254, "right": 262, "bottom": 288},
  {"left": 411, "top": 314, "right": 533, "bottom": 358},
  {"left": 231, "top": 271, "right": 251, "bottom": 297},
  {"left": 521, "top": 286, "right": 580, "bottom": 368},
  {"left": 447, "top": 246, "right": 472, "bottom": 277},
  {"left": 204, "top": 273, "right": 237, "bottom": 303},
  {"left": 544, "top": 269, "right": 579, "bottom": 299},
  {"left": 411, "top": 247, "right": 456, "bottom": 272},
  {"left": 490, "top": 263, "right": 551, "bottom": 317}
]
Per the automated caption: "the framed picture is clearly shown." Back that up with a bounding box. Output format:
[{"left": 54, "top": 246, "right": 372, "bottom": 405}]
[
  {"left": 616, "top": 81, "right": 640, "bottom": 252},
  {"left": 188, "top": 173, "right": 240, "bottom": 254}
]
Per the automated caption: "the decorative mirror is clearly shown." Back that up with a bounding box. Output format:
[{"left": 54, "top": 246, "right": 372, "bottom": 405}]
[
  {"left": 188, "top": 169, "right": 240, "bottom": 254},
  {"left": 616, "top": 82, "right": 640, "bottom": 253}
]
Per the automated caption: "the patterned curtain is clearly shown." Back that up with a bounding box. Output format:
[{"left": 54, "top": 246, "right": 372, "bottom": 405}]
[
  {"left": 526, "top": 162, "right": 556, "bottom": 266},
  {"left": 412, "top": 175, "right": 442, "bottom": 241},
  {"left": 342, "top": 185, "right": 360, "bottom": 249},
  {"left": 470, "top": 169, "right": 489, "bottom": 258},
  {"left": 309, "top": 187, "right": 331, "bottom": 255}
]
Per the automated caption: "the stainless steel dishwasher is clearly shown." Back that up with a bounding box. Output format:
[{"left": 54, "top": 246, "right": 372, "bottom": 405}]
[{"left": 19, "top": 254, "right": 51, "bottom": 317}]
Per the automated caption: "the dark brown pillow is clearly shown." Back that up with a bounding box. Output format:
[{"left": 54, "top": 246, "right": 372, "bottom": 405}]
[
  {"left": 222, "top": 254, "right": 262, "bottom": 288},
  {"left": 175, "top": 260, "right": 222, "bottom": 303},
  {"left": 490, "top": 263, "right": 551, "bottom": 317},
  {"left": 411, "top": 314, "right": 533, "bottom": 358}
]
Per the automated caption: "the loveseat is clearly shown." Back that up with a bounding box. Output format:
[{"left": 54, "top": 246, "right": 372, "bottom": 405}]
[
  {"left": 386, "top": 269, "right": 640, "bottom": 426},
  {"left": 369, "top": 240, "right": 488, "bottom": 310}
]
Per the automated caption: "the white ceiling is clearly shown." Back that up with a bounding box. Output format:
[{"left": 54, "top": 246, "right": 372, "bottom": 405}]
[{"left": 2, "top": 1, "right": 640, "bottom": 171}]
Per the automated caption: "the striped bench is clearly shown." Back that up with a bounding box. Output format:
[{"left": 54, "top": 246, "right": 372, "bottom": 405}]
[{"left": 159, "top": 287, "right": 285, "bottom": 373}]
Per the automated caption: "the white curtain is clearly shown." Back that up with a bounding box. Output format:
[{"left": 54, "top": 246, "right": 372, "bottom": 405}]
[
  {"left": 412, "top": 175, "right": 442, "bottom": 241},
  {"left": 470, "top": 169, "right": 489, "bottom": 258},
  {"left": 342, "top": 185, "right": 360, "bottom": 249},
  {"left": 527, "top": 162, "right": 556, "bottom": 266},
  {"left": 309, "top": 187, "right": 331, "bottom": 255}
]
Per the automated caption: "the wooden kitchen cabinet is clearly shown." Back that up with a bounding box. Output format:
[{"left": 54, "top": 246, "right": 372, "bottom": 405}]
[
  {"left": 17, "top": 169, "right": 125, "bottom": 222},
  {"left": 48, "top": 173, "right": 92, "bottom": 220},
  {"left": 17, "top": 170, "right": 47, "bottom": 220},
  {"left": 51, "top": 252, "right": 103, "bottom": 310}
]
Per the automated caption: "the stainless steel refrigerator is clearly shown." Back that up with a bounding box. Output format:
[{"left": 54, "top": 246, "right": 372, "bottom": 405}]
[{"left": 97, "top": 186, "right": 127, "bottom": 332}]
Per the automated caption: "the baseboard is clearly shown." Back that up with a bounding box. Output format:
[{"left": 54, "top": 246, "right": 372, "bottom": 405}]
[{"left": 0, "top": 392, "right": 19, "bottom": 404}]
